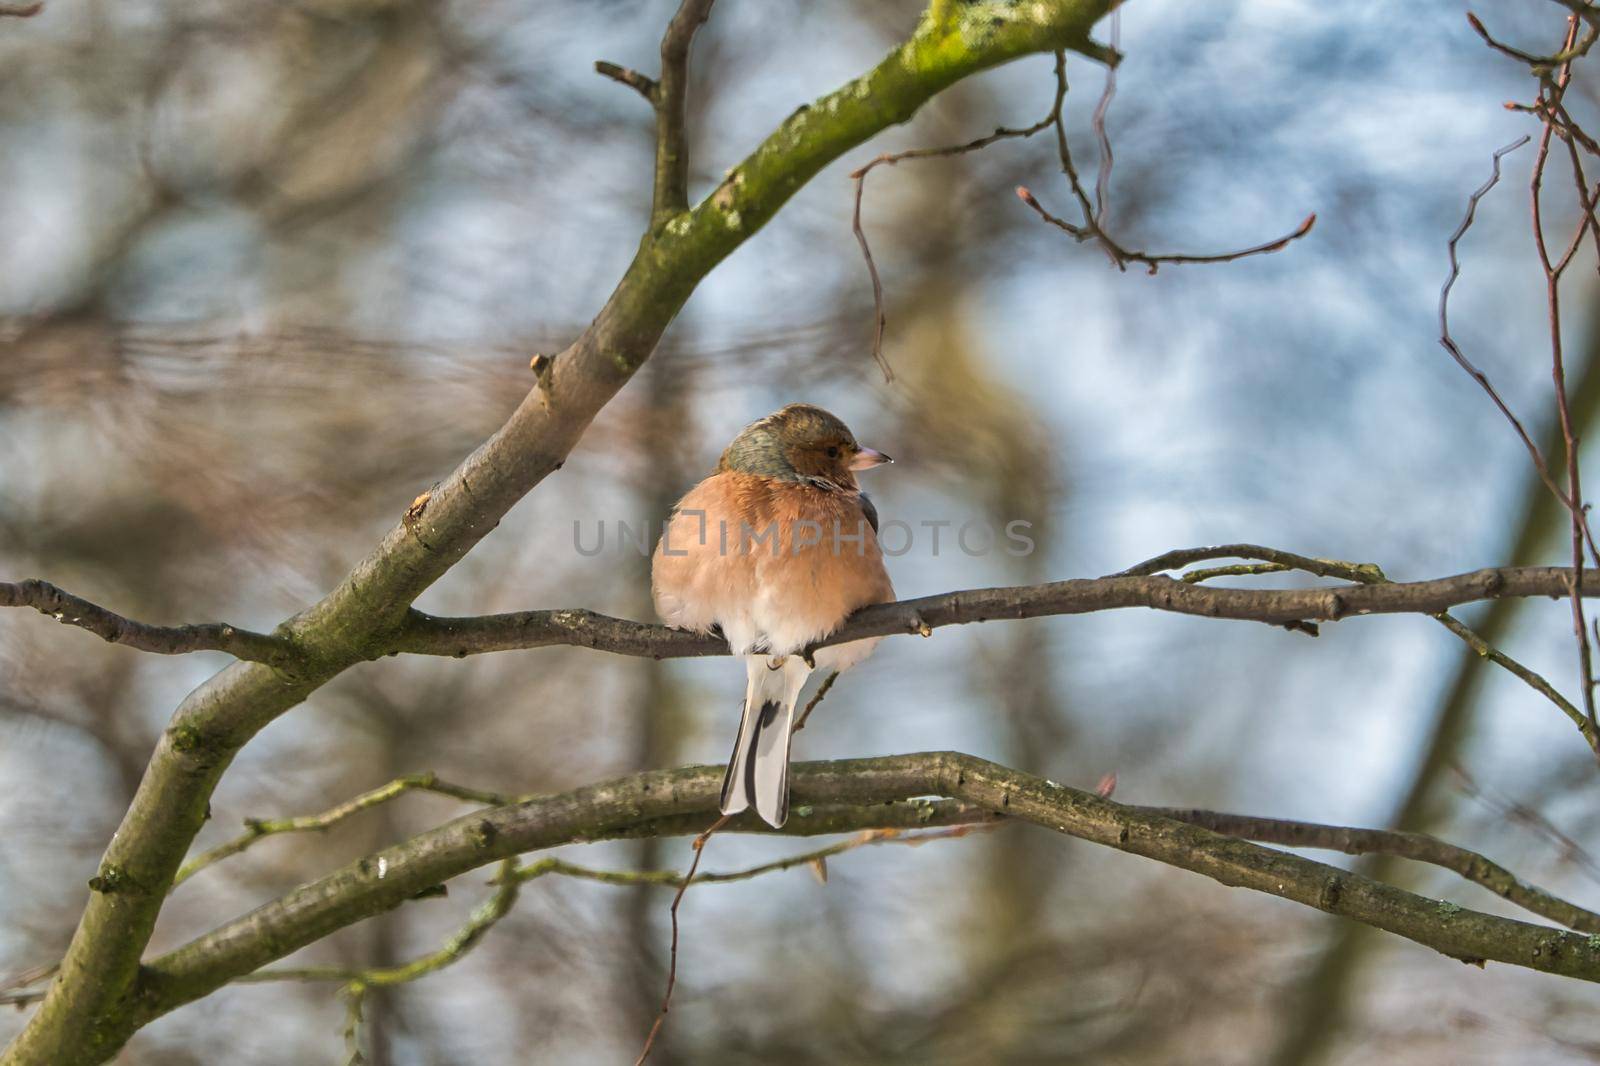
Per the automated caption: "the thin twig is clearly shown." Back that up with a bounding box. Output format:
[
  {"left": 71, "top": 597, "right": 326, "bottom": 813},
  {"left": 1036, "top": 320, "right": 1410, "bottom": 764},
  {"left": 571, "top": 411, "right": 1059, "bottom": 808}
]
[
  {"left": 635, "top": 813, "right": 730, "bottom": 1066},
  {"left": 791, "top": 670, "right": 839, "bottom": 733},
  {"left": 1017, "top": 186, "right": 1316, "bottom": 274},
  {"left": 1015, "top": 27, "right": 1315, "bottom": 274},
  {"left": 340, "top": 984, "right": 366, "bottom": 1066},
  {"left": 850, "top": 168, "right": 894, "bottom": 382},
  {"left": 1453, "top": 764, "right": 1600, "bottom": 886},
  {"left": 1113, "top": 543, "right": 1386, "bottom": 581},
  {"left": 173, "top": 772, "right": 521, "bottom": 889},
  {"left": 241, "top": 859, "right": 521, "bottom": 990},
  {"left": 846, "top": 51, "right": 1069, "bottom": 383},
  {"left": 1467, "top": 9, "right": 1600, "bottom": 68},
  {"left": 0, "top": 963, "right": 55, "bottom": 1005},
  {"left": 594, "top": 60, "right": 657, "bottom": 102},
  {"left": 1090, "top": 8, "right": 1120, "bottom": 229},
  {"left": 239, "top": 860, "right": 521, "bottom": 1062},
  {"left": 1432, "top": 611, "right": 1591, "bottom": 739},
  {"left": 1178, "top": 562, "right": 1293, "bottom": 583},
  {"left": 1526, "top": 16, "right": 1600, "bottom": 749},
  {"left": 510, "top": 822, "right": 992, "bottom": 889},
  {"left": 0, "top": 2, "right": 42, "bottom": 16},
  {"left": 1438, "top": 135, "right": 1599, "bottom": 561},
  {"left": 1120, "top": 544, "right": 1599, "bottom": 751}
]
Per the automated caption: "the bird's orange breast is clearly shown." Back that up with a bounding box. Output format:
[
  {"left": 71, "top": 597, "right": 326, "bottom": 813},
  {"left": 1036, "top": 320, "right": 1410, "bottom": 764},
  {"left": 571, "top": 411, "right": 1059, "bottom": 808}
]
[{"left": 651, "top": 471, "right": 894, "bottom": 653}]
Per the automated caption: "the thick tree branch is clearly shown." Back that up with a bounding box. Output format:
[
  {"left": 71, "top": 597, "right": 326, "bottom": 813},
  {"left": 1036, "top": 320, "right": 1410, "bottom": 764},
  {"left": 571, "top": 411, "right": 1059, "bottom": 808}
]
[
  {"left": 114, "top": 753, "right": 1600, "bottom": 1039},
  {"left": 394, "top": 565, "right": 1598, "bottom": 659},
  {"left": 2, "top": 6, "right": 1119, "bottom": 1062},
  {"left": 0, "top": 580, "right": 291, "bottom": 665}
]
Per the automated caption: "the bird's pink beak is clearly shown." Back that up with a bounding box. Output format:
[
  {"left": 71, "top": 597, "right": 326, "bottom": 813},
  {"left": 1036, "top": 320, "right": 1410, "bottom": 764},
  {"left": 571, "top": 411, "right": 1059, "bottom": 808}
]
[{"left": 849, "top": 446, "right": 893, "bottom": 471}]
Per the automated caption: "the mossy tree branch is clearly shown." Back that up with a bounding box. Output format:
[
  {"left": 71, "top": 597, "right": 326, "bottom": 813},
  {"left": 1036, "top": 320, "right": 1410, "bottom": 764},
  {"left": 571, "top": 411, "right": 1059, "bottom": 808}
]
[
  {"left": 0, "top": 5, "right": 1121, "bottom": 1062},
  {"left": 109, "top": 752, "right": 1600, "bottom": 1041}
]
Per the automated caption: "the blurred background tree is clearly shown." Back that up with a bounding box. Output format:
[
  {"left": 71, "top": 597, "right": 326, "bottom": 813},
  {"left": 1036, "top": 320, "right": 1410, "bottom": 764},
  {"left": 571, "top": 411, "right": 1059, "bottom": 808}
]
[{"left": 5, "top": 1, "right": 1600, "bottom": 1063}]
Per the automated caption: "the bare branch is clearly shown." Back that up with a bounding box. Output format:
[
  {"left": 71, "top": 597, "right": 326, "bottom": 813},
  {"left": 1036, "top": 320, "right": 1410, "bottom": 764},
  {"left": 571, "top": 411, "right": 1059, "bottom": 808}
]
[
  {"left": 594, "top": 60, "right": 657, "bottom": 102},
  {"left": 238, "top": 859, "right": 519, "bottom": 989},
  {"left": 1454, "top": 766, "right": 1600, "bottom": 886},
  {"left": 1017, "top": 185, "right": 1316, "bottom": 273},
  {"left": 4, "top": 799, "right": 996, "bottom": 1012},
  {"left": 172, "top": 772, "right": 523, "bottom": 890},
  {"left": 634, "top": 813, "right": 726, "bottom": 1066},
  {"left": 1435, "top": 136, "right": 1552, "bottom": 504},
  {"left": 845, "top": 49, "right": 1070, "bottom": 382},
  {"left": 127, "top": 753, "right": 1600, "bottom": 1035},
  {"left": 652, "top": 0, "right": 716, "bottom": 224},
  {"left": 1463, "top": 9, "right": 1600, "bottom": 765},
  {"left": 1011, "top": 26, "right": 1315, "bottom": 273},
  {"left": 0, "top": 2, "right": 42, "bottom": 16},
  {"left": 1114, "top": 543, "right": 1383, "bottom": 580},
  {"left": 1179, "top": 562, "right": 1293, "bottom": 583},
  {"left": 509, "top": 822, "right": 992, "bottom": 889},
  {"left": 1090, "top": 8, "right": 1120, "bottom": 228},
  {"left": 791, "top": 669, "right": 839, "bottom": 733},
  {"left": 849, "top": 164, "right": 894, "bottom": 383},
  {"left": 1115, "top": 544, "right": 1597, "bottom": 748},
  {"left": 394, "top": 564, "right": 1600, "bottom": 660},
  {"left": 1466, "top": 9, "right": 1599, "bottom": 68},
  {"left": 0, "top": 579, "right": 292, "bottom": 665},
  {"left": 1147, "top": 807, "right": 1600, "bottom": 934}
]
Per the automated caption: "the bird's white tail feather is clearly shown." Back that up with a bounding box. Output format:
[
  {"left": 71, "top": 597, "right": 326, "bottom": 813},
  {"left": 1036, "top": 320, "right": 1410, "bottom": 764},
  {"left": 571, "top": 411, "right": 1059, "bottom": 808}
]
[{"left": 721, "top": 655, "right": 812, "bottom": 826}]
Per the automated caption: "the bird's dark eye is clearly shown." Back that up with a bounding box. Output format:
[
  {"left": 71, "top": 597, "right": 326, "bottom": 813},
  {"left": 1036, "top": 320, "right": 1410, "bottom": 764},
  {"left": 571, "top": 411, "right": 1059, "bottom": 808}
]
[{"left": 826, "top": 446, "right": 840, "bottom": 459}]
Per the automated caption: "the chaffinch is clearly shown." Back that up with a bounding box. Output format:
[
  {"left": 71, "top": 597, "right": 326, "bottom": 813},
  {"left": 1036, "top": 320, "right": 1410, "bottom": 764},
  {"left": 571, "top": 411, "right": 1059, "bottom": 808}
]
[{"left": 652, "top": 403, "right": 895, "bottom": 827}]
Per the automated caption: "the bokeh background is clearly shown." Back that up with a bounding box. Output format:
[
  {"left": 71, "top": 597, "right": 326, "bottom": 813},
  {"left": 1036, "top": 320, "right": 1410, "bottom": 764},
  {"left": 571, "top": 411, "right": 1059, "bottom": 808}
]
[{"left": 5, "top": 0, "right": 1600, "bottom": 1062}]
